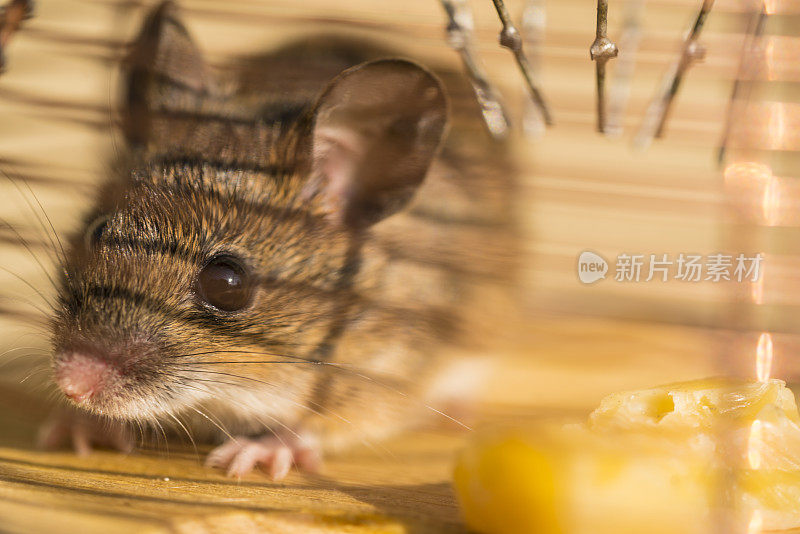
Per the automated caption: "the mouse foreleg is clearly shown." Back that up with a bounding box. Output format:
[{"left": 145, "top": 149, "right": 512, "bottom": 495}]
[{"left": 37, "top": 407, "right": 135, "bottom": 456}]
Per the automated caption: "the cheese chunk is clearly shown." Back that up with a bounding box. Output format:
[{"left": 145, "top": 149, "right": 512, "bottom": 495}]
[{"left": 454, "top": 378, "right": 800, "bottom": 534}]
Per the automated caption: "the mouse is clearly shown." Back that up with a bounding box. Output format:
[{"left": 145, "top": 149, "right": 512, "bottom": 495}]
[{"left": 40, "top": 1, "right": 519, "bottom": 480}]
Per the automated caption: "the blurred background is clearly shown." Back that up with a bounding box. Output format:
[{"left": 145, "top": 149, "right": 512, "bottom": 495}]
[{"left": 0, "top": 0, "right": 797, "bottom": 532}]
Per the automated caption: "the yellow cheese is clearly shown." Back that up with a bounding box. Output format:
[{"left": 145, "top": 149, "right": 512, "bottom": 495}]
[{"left": 454, "top": 378, "right": 800, "bottom": 534}]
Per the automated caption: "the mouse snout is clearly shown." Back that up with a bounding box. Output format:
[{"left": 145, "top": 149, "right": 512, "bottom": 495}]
[{"left": 55, "top": 352, "right": 117, "bottom": 404}]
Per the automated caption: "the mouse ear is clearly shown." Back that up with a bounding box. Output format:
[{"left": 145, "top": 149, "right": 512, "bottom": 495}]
[
  {"left": 302, "top": 59, "right": 448, "bottom": 229},
  {"left": 123, "top": 1, "right": 212, "bottom": 145}
]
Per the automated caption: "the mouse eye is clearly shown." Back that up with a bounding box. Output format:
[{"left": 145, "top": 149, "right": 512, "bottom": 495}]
[
  {"left": 196, "top": 255, "right": 254, "bottom": 312},
  {"left": 85, "top": 215, "right": 110, "bottom": 248}
]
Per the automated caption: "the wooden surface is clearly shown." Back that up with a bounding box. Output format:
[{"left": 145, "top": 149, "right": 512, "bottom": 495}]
[{"left": 0, "top": 0, "right": 794, "bottom": 532}]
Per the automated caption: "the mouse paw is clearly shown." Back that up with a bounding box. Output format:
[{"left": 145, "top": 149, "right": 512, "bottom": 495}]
[
  {"left": 37, "top": 408, "right": 134, "bottom": 456},
  {"left": 205, "top": 431, "right": 321, "bottom": 480}
]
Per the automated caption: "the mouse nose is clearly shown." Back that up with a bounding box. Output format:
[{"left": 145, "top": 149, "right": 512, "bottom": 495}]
[{"left": 55, "top": 352, "right": 113, "bottom": 404}]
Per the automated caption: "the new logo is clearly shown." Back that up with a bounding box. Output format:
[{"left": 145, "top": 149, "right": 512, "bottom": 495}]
[{"left": 577, "top": 251, "right": 608, "bottom": 284}]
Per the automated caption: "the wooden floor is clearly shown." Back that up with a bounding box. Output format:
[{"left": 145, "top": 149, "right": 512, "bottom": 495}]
[{"left": 0, "top": 426, "right": 466, "bottom": 533}]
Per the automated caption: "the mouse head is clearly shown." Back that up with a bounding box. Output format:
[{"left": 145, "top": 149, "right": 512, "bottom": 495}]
[{"left": 50, "top": 1, "right": 448, "bottom": 423}]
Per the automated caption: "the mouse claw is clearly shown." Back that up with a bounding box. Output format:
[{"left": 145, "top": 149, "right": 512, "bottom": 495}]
[
  {"left": 205, "top": 431, "right": 321, "bottom": 481},
  {"left": 204, "top": 436, "right": 246, "bottom": 468}
]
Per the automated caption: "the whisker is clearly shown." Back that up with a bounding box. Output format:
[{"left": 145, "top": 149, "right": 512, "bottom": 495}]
[
  {"left": 176, "top": 380, "right": 325, "bottom": 454},
  {"left": 187, "top": 405, "right": 237, "bottom": 443},
  {"left": 19, "top": 364, "right": 49, "bottom": 384},
  {"left": 176, "top": 348, "right": 472, "bottom": 431},
  {"left": 165, "top": 410, "right": 198, "bottom": 457},
  {"left": 179, "top": 360, "right": 322, "bottom": 365},
  {"left": 170, "top": 378, "right": 318, "bottom": 443},
  {"left": 0, "top": 214, "right": 59, "bottom": 289},
  {"left": 0, "top": 167, "right": 65, "bottom": 267},
  {"left": 128, "top": 415, "right": 143, "bottom": 449},
  {"left": 0, "top": 297, "right": 52, "bottom": 322},
  {"left": 0, "top": 347, "right": 49, "bottom": 369},
  {"left": 177, "top": 350, "right": 407, "bottom": 383},
  {"left": 209, "top": 391, "right": 299, "bottom": 445},
  {"left": 173, "top": 370, "right": 397, "bottom": 462},
  {"left": 0, "top": 342, "right": 46, "bottom": 357},
  {"left": 152, "top": 416, "right": 170, "bottom": 456},
  {"left": 22, "top": 180, "right": 68, "bottom": 266},
  {"left": 0, "top": 267, "right": 55, "bottom": 312},
  {"left": 173, "top": 375, "right": 321, "bottom": 438}
]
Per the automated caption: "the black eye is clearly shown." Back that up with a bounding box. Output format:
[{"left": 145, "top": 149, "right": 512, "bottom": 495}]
[
  {"left": 85, "top": 215, "right": 110, "bottom": 248},
  {"left": 196, "top": 255, "right": 253, "bottom": 312}
]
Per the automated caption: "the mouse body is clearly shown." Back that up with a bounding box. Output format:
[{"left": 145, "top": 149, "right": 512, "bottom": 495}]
[{"left": 45, "top": 1, "right": 519, "bottom": 478}]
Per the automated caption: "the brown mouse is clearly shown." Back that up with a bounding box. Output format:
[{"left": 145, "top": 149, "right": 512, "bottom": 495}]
[{"left": 42, "top": 1, "right": 519, "bottom": 479}]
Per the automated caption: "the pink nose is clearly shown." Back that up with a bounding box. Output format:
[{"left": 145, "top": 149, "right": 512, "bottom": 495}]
[{"left": 55, "top": 352, "right": 112, "bottom": 404}]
